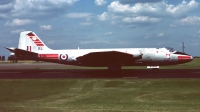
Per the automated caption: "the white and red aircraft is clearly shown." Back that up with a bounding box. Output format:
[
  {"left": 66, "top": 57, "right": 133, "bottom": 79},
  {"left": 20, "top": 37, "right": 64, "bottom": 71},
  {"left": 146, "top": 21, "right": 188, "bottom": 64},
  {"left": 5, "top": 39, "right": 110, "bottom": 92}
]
[{"left": 6, "top": 31, "right": 193, "bottom": 69}]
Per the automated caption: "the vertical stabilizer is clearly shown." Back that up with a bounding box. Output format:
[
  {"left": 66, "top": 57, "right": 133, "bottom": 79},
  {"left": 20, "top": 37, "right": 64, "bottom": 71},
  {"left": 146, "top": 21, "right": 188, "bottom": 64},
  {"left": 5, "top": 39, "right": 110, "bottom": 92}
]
[{"left": 18, "top": 31, "right": 51, "bottom": 52}]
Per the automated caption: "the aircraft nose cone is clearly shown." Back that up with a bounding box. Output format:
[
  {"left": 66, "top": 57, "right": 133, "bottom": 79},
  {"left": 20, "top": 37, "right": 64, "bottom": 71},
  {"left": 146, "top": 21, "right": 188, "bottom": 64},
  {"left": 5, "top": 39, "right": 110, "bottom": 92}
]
[
  {"left": 178, "top": 55, "right": 193, "bottom": 62},
  {"left": 190, "top": 56, "right": 193, "bottom": 60}
]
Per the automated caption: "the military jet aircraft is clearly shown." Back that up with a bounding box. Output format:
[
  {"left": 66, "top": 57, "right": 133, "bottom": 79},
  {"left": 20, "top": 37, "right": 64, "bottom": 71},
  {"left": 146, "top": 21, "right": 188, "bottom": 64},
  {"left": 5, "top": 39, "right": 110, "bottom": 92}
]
[{"left": 6, "top": 31, "right": 193, "bottom": 70}]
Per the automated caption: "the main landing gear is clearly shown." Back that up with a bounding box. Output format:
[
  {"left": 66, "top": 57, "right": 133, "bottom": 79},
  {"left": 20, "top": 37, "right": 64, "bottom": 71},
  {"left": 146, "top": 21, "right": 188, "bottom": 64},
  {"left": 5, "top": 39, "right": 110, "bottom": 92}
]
[
  {"left": 108, "top": 63, "right": 122, "bottom": 71},
  {"left": 107, "top": 63, "right": 122, "bottom": 75}
]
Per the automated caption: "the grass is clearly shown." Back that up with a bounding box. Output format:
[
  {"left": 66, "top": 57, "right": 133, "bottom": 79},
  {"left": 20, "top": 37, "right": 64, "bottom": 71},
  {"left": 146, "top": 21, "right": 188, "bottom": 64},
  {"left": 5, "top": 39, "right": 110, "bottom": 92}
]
[
  {"left": 0, "top": 79, "right": 200, "bottom": 112},
  {"left": 0, "top": 58, "right": 200, "bottom": 111}
]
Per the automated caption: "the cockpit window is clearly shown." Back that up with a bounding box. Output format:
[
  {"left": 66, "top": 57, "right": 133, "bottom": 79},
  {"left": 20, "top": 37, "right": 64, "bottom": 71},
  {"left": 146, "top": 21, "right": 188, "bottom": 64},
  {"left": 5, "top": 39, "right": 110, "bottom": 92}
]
[
  {"left": 165, "top": 47, "right": 176, "bottom": 52},
  {"left": 163, "top": 47, "right": 189, "bottom": 55},
  {"left": 174, "top": 51, "right": 189, "bottom": 55}
]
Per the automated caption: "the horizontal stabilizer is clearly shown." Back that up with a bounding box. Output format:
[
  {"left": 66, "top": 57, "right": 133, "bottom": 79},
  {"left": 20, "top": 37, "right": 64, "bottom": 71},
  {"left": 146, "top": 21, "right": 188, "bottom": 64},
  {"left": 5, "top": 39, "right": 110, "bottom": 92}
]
[
  {"left": 5, "top": 47, "right": 15, "bottom": 52},
  {"left": 5, "top": 47, "right": 38, "bottom": 60},
  {"left": 5, "top": 47, "right": 38, "bottom": 55},
  {"left": 15, "top": 48, "right": 38, "bottom": 55}
]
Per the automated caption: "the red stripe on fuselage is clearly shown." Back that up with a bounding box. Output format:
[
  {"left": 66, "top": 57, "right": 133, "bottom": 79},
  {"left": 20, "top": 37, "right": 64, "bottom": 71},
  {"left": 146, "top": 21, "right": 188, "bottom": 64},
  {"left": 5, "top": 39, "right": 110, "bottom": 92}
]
[
  {"left": 178, "top": 56, "right": 191, "bottom": 60},
  {"left": 39, "top": 54, "right": 58, "bottom": 59}
]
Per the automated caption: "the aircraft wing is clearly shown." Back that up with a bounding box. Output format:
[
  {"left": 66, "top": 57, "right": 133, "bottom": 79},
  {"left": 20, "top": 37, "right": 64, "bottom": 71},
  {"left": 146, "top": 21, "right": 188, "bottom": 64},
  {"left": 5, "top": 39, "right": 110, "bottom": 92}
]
[{"left": 76, "top": 51, "right": 141, "bottom": 66}]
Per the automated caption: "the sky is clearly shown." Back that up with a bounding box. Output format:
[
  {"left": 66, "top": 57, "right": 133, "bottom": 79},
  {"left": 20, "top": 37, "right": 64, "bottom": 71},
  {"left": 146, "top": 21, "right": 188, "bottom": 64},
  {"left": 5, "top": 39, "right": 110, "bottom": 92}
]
[{"left": 0, "top": 0, "right": 200, "bottom": 57}]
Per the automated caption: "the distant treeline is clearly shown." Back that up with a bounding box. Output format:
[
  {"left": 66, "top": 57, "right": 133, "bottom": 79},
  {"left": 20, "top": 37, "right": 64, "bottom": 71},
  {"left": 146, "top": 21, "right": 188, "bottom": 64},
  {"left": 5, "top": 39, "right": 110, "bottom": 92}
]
[
  {"left": 0, "top": 55, "right": 6, "bottom": 61},
  {"left": 0, "top": 55, "right": 17, "bottom": 61},
  {"left": 194, "top": 56, "right": 200, "bottom": 58}
]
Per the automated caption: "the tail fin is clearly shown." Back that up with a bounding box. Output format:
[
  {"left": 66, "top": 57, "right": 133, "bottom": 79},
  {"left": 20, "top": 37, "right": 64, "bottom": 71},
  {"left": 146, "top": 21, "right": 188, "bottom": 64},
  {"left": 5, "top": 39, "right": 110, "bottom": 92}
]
[{"left": 18, "top": 31, "right": 51, "bottom": 52}]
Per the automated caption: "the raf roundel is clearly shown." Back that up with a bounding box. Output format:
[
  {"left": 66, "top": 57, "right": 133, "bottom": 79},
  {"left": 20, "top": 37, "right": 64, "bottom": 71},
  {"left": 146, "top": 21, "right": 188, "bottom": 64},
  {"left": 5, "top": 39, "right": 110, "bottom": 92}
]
[{"left": 60, "top": 54, "right": 68, "bottom": 61}]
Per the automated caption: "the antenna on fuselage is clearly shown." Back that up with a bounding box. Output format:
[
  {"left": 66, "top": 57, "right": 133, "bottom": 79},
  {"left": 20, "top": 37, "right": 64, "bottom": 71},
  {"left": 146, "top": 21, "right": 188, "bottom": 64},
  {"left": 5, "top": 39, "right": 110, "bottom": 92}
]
[{"left": 182, "top": 42, "right": 185, "bottom": 53}]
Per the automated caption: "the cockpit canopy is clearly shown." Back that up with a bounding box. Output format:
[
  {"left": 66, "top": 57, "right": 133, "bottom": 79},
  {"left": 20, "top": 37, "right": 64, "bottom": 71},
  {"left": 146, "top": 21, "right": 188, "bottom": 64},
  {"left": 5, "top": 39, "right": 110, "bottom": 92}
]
[
  {"left": 162, "top": 47, "right": 189, "bottom": 55},
  {"left": 165, "top": 47, "right": 176, "bottom": 53}
]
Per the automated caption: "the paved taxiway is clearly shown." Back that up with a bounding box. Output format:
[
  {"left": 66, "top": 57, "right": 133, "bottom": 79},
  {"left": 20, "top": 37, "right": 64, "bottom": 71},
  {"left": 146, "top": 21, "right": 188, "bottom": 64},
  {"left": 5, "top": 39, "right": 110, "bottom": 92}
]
[{"left": 0, "top": 63, "right": 200, "bottom": 79}]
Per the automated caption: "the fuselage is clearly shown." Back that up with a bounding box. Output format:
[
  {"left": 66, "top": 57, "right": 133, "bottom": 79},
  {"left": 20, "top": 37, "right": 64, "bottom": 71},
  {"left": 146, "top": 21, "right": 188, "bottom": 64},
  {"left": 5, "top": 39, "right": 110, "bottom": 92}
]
[{"left": 36, "top": 47, "right": 193, "bottom": 67}]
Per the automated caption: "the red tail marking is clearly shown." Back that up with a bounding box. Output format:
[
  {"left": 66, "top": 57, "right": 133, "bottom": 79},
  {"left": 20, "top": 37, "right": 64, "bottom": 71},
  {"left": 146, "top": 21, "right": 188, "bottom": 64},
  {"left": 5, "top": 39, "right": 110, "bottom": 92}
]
[
  {"left": 27, "top": 33, "right": 35, "bottom": 36},
  {"left": 36, "top": 44, "right": 44, "bottom": 46},
  {"left": 27, "top": 33, "right": 44, "bottom": 47}
]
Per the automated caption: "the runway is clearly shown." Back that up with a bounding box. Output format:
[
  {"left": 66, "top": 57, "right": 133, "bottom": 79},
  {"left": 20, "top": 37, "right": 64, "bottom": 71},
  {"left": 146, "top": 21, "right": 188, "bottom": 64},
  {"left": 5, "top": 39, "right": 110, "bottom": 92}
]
[{"left": 0, "top": 63, "right": 200, "bottom": 79}]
